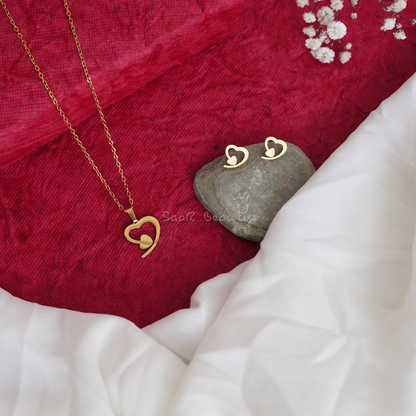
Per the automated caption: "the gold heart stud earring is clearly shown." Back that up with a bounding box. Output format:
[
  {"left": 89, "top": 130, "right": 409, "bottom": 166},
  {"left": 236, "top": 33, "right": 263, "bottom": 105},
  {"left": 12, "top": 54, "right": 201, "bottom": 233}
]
[
  {"left": 224, "top": 145, "right": 249, "bottom": 169},
  {"left": 261, "top": 137, "right": 288, "bottom": 160}
]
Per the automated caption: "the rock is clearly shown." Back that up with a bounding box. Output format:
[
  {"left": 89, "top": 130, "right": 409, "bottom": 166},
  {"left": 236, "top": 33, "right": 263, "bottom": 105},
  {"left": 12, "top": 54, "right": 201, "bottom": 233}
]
[{"left": 193, "top": 141, "right": 315, "bottom": 242}]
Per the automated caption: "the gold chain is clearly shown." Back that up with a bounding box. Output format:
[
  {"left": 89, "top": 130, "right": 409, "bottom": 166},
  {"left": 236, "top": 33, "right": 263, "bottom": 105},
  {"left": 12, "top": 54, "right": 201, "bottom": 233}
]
[{"left": 1, "top": 0, "right": 134, "bottom": 211}]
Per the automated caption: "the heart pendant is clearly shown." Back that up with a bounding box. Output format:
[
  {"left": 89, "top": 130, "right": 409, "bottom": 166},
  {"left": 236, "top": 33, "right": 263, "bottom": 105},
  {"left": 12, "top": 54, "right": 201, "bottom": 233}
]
[
  {"left": 261, "top": 137, "right": 287, "bottom": 161},
  {"left": 224, "top": 145, "right": 249, "bottom": 169},
  {"left": 124, "top": 208, "right": 160, "bottom": 258}
]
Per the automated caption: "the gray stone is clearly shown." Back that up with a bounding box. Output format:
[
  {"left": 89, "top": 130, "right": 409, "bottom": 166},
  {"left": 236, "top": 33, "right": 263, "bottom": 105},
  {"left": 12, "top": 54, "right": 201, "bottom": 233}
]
[{"left": 193, "top": 142, "right": 315, "bottom": 242}]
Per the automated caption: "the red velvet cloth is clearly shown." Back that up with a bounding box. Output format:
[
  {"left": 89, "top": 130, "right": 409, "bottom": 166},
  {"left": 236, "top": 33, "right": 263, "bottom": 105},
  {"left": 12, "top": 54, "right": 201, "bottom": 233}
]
[{"left": 1, "top": 0, "right": 415, "bottom": 327}]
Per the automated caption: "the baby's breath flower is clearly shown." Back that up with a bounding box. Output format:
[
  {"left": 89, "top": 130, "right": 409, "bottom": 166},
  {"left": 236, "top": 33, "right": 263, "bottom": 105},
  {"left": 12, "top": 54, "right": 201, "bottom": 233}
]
[
  {"left": 318, "top": 32, "right": 328, "bottom": 42},
  {"left": 311, "top": 50, "right": 318, "bottom": 59},
  {"left": 391, "top": 0, "right": 407, "bottom": 13},
  {"left": 298, "top": 0, "right": 411, "bottom": 65},
  {"left": 296, "top": 0, "right": 309, "bottom": 8},
  {"left": 317, "top": 6, "right": 335, "bottom": 25},
  {"left": 394, "top": 29, "right": 407, "bottom": 39},
  {"left": 331, "top": 0, "right": 344, "bottom": 11},
  {"left": 381, "top": 17, "right": 396, "bottom": 31},
  {"left": 305, "top": 38, "right": 323, "bottom": 50},
  {"left": 327, "top": 21, "right": 347, "bottom": 39},
  {"left": 313, "top": 47, "right": 335, "bottom": 63},
  {"left": 339, "top": 51, "right": 352, "bottom": 63},
  {"left": 303, "top": 26, "right": 317, "bottom": 37},
  {"left": 303, "top": 12, "right": 316, "bottom": 23}
]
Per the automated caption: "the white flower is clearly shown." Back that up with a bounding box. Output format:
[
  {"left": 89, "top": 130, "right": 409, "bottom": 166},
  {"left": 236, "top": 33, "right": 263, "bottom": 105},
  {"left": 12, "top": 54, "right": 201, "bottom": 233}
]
[
  {"left": 305, "top": 38, "right": 323, "bottom": 50},
  {"left": 310, "top": 50, "right": 319, "bottom": 59},
  {"left": 351, "top": 0, "right": 358, "bottom": 5},
  {"left": 317, "top": 6, "right": 335, "bottom": 25},
  {"left": 351, "top": 12, "right": 357, "bottom": 19},
  {"left": 318, "top": 31, "right": 331, "bottom": 44},
  {"left": 318, "top": 31, "right": 328, "bottom": 42},
  {"left": 339, "top": 51, "right": 351, "bottom": 63},
  {"left": 303, "top": 12, "right": 316, "bottom": 23},
  {"left": 394, "top": 29, "right": 407, "bottom": 39},
  {"left": 313, "top": 47, "right": 335, "bottom": 63},
  {"left": 303, "top": 26, "right": 317, "bottom": 37},
  {"left": 391, "top": 0, "right": 407, "bottom": 13},
  {"left": 381, "top": 18, "right": 396, "bottom": 31},
  {"left": 327, "top": 21, "right": 347, "bottom": 39},
  {"left": 345, "top": 42, "right": 352, "bottom": 50},
  {"left": 331, "top": 0, "right": 344, "bottom": 11},
  {"left": 296, "top": 0, "right": 309, "bottom": 8}
]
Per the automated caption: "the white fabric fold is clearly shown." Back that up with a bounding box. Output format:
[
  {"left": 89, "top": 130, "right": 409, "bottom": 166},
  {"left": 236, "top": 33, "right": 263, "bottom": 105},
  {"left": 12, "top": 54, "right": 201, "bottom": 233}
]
[
  {"left": 1, "top": 73, "right": 416, "bottom": 415},
  {"left": 143, "top": 260, "right": 249, "bottom": 362},
  {"left": 0, "top": 290, "right": 186, "bottom": 415}
]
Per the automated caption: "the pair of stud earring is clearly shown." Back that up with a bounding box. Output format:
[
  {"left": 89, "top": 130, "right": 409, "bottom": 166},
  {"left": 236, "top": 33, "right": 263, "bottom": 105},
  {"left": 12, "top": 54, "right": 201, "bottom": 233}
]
[{"left": 224, "top": 136, "right": 287, "bottom": 169}]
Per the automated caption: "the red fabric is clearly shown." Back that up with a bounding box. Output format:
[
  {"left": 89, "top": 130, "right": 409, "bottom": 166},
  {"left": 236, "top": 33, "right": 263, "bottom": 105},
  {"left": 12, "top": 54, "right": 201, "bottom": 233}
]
[
  {"left": 1, "top": 0, "right": 415, "bottom": 327},
  {"left": 0, "top": 0, "right": 242, "bottom": 167}
]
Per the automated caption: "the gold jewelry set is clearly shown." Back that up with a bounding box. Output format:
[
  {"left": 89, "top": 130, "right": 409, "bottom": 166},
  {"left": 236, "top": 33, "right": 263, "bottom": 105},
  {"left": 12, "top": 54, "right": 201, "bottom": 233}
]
[
  {"left": 224, "top": 137, "right": 287, "bottom": 169},
  {"left": 2, "top": 1, "right": 288, "bottom": 258}
]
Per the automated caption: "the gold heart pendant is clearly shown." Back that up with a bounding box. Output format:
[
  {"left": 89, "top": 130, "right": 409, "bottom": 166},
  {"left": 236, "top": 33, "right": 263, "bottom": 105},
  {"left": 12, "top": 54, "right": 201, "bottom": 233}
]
[
  {"left": 124, "top": 208, "right": 160, "bottom": 258},
  {"left": 261, "top": 137, "right": 287, "bottom": 161},
  {"left": 224, "top": 145, "right": 249, "bottom": 169}
]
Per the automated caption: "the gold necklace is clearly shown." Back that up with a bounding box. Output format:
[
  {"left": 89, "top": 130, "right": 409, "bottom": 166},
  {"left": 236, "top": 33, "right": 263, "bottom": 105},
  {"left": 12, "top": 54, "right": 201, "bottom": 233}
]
[{"left": 1, "top": 0, "right": 160, "bottom": 258}]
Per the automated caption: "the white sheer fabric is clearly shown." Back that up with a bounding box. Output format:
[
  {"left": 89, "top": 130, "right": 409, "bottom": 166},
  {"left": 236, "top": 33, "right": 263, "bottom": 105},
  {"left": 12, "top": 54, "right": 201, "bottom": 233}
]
[{"left": 1, "top": 73, "right": 416, "bottom": 415}]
